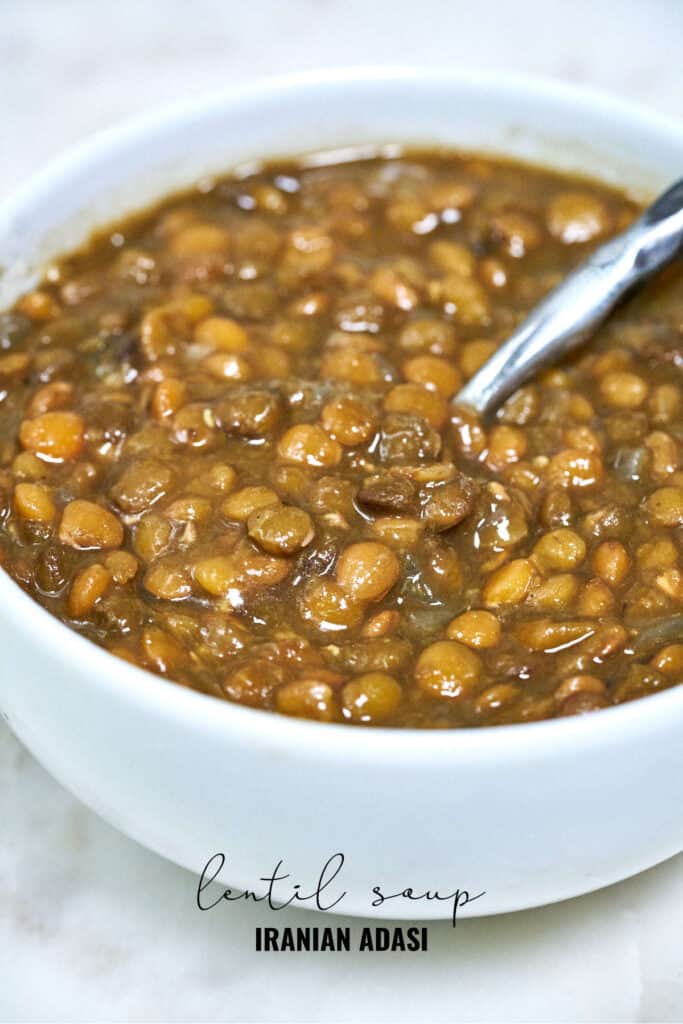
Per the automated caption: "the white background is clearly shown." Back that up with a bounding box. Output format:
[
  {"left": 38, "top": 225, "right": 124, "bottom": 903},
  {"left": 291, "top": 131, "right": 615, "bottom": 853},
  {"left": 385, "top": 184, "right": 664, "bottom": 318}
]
[{"left": 1, "top": 1, "right": 683, "bottom": 1020}]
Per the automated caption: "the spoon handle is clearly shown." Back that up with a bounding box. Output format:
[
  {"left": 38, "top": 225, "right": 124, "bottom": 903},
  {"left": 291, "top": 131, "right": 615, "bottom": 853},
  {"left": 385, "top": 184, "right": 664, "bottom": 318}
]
[{"left": 455, "top": 176, "right": 683, "bottom": 418}]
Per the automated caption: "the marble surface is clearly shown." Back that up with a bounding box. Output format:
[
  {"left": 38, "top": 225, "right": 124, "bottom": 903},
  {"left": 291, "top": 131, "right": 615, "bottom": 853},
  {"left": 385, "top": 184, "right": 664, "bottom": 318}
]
[{"left": 1, "top": 1, "right": 683, "bottom": 1020}]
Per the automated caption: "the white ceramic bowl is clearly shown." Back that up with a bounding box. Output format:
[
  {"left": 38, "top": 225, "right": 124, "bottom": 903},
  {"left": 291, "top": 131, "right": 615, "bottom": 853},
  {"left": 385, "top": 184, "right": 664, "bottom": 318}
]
[{"left": 2, "top": 69, "right": 683, "bottom": 919}]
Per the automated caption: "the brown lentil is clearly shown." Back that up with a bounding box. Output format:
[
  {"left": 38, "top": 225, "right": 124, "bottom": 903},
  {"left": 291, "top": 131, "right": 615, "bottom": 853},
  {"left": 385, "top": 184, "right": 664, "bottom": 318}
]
[
  {"left": 59, "top": 500, "right": 124, "bottom": 550},
  {"left": 415, "top": 641, "right": 482, "bottom": 701},
  {"left": 221, "top": 486, "right": 279, "bottom": 522},
  {"left": 341, "top": 673, "right": 403, "bottom": 723},
  {"left": 384, "top": 383, "right": 448, "bottom": 429},
  {"left": 19, "top": 411, "right": 85, "bottom": 462},
  {"left": 68, "top": 563, "right": 112, "bottom": 617},
  {"left": 277, "top": 424, "right": 342, "bottom": 468},
  {"left": 402, "top": 356, "right": 461, "bottom": 397},
  {"left": 247, "top": 504, "right": 314, "bottom": 556},
  {"left": 532, "top": 528, "right": 587, "bottom": 572},
  {"left": 482, "top": 559, "right": 537, "bottom": 607},
  {"left": 446, "top": 610, "right": 501, "bottom": 649},
  {"left": 141, "top": 626, "right": 187, "bottom": 674},
  {"left": 336, "top": 542, "right": 400, "bottom": 603},
  {"left": 14, "top": 482, "right": 56, "bottom": 523},
  {"left": 592, "top": 540, "right": 631, "bottom": 587},
  {"left": 320, "top": 396, "right": 378, "bottom": 446},
  {"left": 276, "top": 679, "right": 336, "bottom": 722}
]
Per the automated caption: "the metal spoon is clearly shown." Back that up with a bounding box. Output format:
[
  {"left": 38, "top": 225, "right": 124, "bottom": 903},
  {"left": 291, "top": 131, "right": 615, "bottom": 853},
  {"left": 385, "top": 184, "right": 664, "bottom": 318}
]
[{"left": 455, "top": 175, "right": 683, "bottom": 418}]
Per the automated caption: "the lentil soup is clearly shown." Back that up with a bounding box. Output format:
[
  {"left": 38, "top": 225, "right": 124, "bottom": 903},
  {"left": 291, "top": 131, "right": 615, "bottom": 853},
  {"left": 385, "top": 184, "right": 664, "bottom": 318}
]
[{"left": 2, "top": 150, "right": 683, "bottom": 728}]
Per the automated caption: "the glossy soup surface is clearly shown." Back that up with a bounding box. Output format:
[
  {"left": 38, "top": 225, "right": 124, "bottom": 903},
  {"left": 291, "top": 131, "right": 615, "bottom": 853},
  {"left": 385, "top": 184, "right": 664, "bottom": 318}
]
[{"left": 3, "top": 150, "right": 683, "bottom": 727}]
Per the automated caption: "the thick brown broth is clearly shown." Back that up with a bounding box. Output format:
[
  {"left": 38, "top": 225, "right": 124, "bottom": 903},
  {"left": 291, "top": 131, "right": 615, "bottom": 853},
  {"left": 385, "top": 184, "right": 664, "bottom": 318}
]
[{"left": 2, "top": 149, "right": 683, "bottom": 727}]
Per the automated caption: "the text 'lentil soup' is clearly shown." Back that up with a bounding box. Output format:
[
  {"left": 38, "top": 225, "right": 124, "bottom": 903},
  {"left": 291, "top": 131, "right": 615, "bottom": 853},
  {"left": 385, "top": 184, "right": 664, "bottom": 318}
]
[{"left": 3, "top": 150, "right": 683, "bottom": 728}]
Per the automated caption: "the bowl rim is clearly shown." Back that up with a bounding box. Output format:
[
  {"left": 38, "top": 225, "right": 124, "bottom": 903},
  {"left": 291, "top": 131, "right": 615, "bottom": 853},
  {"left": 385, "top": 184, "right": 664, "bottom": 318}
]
[
  {"left": 3, "top": 64, "right": 683, "bottom": 761},
  {"left": 4, "top": 64, "right": 683, "bottom": 225}
]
